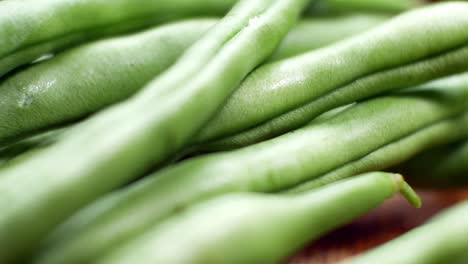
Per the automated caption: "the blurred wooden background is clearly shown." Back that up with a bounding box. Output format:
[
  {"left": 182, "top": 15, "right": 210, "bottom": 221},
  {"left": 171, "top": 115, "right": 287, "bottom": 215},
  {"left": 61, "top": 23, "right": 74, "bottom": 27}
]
[{"left": 287, "top": 188, "right": 468, "bottom": 263}]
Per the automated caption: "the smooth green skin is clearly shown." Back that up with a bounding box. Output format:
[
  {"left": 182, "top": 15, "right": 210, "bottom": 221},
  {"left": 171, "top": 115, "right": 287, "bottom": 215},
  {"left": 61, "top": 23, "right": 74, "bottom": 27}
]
[
  {"left": 8, "top": 4, "right": 459, "bottom": 151},
  {"left": 0, "top": 14, "right": 386, "bottom": 146},
  {"left": 0, "top": 0, "right": 308, "bottom": 261},
  {"left": 0, "top": 128, "right": 69, "bottom": 170},
  {"left": 394, "top": 139, "right": 468, "bottom": 188},
  {"left": 200, "top": 44, "right": 468, "bottom": 151},
  {"left": 270, "top": 13, "right": 388, "bottom": 61},
  {"left": 10, "top": 7, "right": 468, "bottom": 156},
  {"left": 96, "top": 172, "right": 412, "bottom": 264},
  {"left": 0, "top": 129, "right": 64, "bottom": 163},
  {"left": 36, "top": 74, "right": 468, "bottom": 264},
  {"left": 0, "top": 19, "right": 217, "bottom": 145},
  {"left": 342, "top": 201, "right": 468, "bottom": 264},
  {"left": 8, "top": 5, "right": 453, "bottom": 152},
  {"left": 0, "top": 0, "right": 238, "bottom": 77},
  {"left": 288, "top": 111, "right": 468, "bottom": 192},
  {"left": 310, "top": 0, "right": 422, "bottom": 14},
  {"left": 289, "top": 74, "right": 468, "bottom": 192},
  {"left": 195, "top": 2, "right": 468, "bottom": 145}
]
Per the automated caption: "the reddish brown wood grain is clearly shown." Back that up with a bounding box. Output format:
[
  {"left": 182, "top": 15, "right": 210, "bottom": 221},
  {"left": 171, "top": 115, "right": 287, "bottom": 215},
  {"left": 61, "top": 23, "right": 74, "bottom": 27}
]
[{"left": 288, "top": 189, "right": 468, "bottom": 264}]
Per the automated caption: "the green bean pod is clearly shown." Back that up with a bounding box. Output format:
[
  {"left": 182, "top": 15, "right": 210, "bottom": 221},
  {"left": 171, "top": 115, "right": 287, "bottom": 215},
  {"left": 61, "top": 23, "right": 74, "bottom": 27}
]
[
  {"left": 36, "top": 73, "right": 468, "bottom": 264},
  {"left": 195, "top": 2, "right": 468, "bottom": 147},
  {"left": 202, "top": 45, "right": 468, "bottom": 151},
  {"left": 0, "top": 19, "right": 216, "bottom": 145},
  {"left": 287, "top": 112, "right": 468, "bottom": 193},
  {"left": 342, "top": 201, "right": 468, "bottom": 264},
  {"left": 0, "top": 0, "right": 237, "bottom": 77},
  {"left": 7, "top": 3, "right": 468, "bottom": 151},
  {"left": 0, "top": 14, "right": 387, "bottom": 146},
  {"left": 270, "top": 13, "right": 388, "bottom": 61},
  {"left": 0, "top": 0, "right": 308, "bottom": 261},
  {"left": 289, "top": 74, "right": 468, "bottom": 192},
  {"left": 96, "top": 172, "right": 419, "bottom": 264},
  {"left": 393, "top": 139, "right": 468, "bottom": 188},
  {"left": 310, "top": 0, "right": 422, "bottom": 14}
]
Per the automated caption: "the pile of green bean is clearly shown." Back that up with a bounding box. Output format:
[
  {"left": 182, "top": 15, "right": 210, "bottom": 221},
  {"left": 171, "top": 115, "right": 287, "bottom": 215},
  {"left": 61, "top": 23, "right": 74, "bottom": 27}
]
[{"left": 1, "top": 0, "right": 468, "bottom": 263}]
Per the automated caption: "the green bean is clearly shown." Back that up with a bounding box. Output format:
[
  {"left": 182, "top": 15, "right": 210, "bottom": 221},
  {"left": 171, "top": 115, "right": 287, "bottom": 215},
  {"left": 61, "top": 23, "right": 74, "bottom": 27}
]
[
  {"left": 200, "top": 45, "right": 468, "bottom": 151},
  {"left": 393, "top": 139, "right": 468, "bottom": 188},
  {"left": 0, "top": 128, "right": 68, "bottom": 171},
  {"left": 288, "top": 111, "right": 468, "bottom": 192},
  {"left": 0, "top": 0, "right": 237, "bottom": 77},
  {"left": 36, "top": 73, "right": 468, "bottom": 264},
  {"left": 310, "top": 0, "right": 422, "bottom": 14},
  {"left": 0, "top": 0, "right": 307, "bottom": 261},
  {"left": 270, "top": 13, "right": 388, "bottom": 61},
  {"left": 195, "top": 2, "right": 468, "bottom": 147},
  {"left": 342, "top": 201, "right": 468, "bottom": 264},
  {"left": 0, "top": 14, "right": 387, "bottom": 146},
  {"left": 0, "top": 19, "right": 216, "bottom": 145},
  {"left": 96, "top": 172, "right": 419, "bottom": 264},
  {"left": 7, "top": 3, "right": 466, "bottom": 152},
  {"left": 289, "top": 74, "right": 468, "bottom": 192}
]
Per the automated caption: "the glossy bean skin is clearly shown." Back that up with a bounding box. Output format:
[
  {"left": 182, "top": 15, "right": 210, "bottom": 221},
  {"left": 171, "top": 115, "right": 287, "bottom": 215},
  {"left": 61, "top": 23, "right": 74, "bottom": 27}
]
[
  {"left": 0, "top": 0, "right": 308, "bottom": 261},
  {"left": 96, "top": 173, "right": 419, "bottom": 264},
  {"left": 288, "top": 112, "right": 468, "bottom": 192},
  {"left": 393, "top": 139, "right": 468, "bottom": 188},
  {"left": 270, "top": 13, "right": 387, "bottom": 61},
  {"left": 0, "top": 128, "right": 69, "bottom": 171},
  {"left": 0, "top": 19, "right": 216, "bottom": 145},
  {"left": 7, "top": 4, "right": 468, "bottom": 152},
  {"left": 289, "top": 74, "right": 468, "bottom": 192},
  {"left": 202, "top": 45, "right": 468, "bottom": 151},
  {"left": 310, "top": 0, "right": 422, "bottom": 14},
  {"left": 342, "top": 201, "right": 468, "bottom": 264},
  {"left": 36, "top": 74, "right": 468, "bottom": 264},
  {"left": 0, "top": 14, "right": 387, "bottom": 146},
  {"left": 195, "top": 2, "right": 468, "bottom": 145},
  {"left": 0, "top": 0, "right": 237, "bottom": 77}
]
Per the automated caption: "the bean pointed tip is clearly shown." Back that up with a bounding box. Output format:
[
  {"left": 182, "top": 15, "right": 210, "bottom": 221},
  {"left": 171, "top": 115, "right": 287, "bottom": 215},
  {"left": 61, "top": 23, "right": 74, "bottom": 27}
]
[{"left": 399, "top": 176, "right": 422, "bottom": 208}]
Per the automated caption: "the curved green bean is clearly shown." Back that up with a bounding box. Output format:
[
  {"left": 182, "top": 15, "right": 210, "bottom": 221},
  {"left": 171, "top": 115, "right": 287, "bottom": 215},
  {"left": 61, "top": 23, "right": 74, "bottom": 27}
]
[
  {"left": 195, "top": 2, "right": 468, "bottom": 146},
  {"left": 200, "top": 45, "right": 468, "bottom": 151},
  {"left": 6, "top": 3, "right": 467, "bottom": 152},
  {"left": 394, "top": 139, "right": 468, "bottom": 188},
  {"left": 36, "top": 73, "right": 468, "bottom": 264},
  {"left": 270, "top": 13, "right": 388, "bottom": 61},
  {"left": 0, "top": 0, "right": 307, "bottom": 261},
  {"left": 95, "top": 172, "right": 420, "bottom": 264},
  {"left": 310, "top": 0, "right": 422, "bottom": 14},
  {"left": 342, "top": 201, "right": 468, "bottom": 264},
  {"left": 0, "top": 0, "right": 237, "bottom": 77},
  {"left": 0, "top": 19, "right": 216, "bottom": 145},
  {"left": 288, "top": 111, "right": 468, "bottom": 192},
  {"left": 0, "top": 14, "right": 387, "bottom": 146}
]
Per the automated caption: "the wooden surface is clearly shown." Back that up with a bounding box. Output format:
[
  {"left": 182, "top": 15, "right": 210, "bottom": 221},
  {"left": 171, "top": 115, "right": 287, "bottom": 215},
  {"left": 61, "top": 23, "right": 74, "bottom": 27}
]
[{"left": 287, "top": 188, "right": 468, "bottom": 264}]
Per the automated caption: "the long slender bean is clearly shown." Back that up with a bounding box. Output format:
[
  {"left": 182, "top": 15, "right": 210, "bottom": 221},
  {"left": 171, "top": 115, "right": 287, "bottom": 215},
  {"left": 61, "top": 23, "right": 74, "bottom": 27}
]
[
  {"left": 36, "top": 73, "right": 468, "bottom": 264},
  {"left": 310, "top": 0, "right": 422, "bottom": 14},
  {"left": 0, "top": 19, "right": 216, "bottom": 145},
  {"left": 270, "top": 13, "right": 388, "bottom": 61},
  {"left": 95, "top": 173, "right": 420, "bottom": 264},
  {"left": 287, "top": 73, "right": 468, "bottom": 191},
  {"left": 393, "top": 139, "right": 468, "bottom": 188},
  {"left": 195, "top": 2, "right": 468, "bottom": 146},
  {"left": 288, "top": 111, "right": 468, "bottom": 192},
  {"left": 0, "top": 0, "right": 237, "bottom": 77},
  {"left": 0, "top": 0, "right": 307, "bottom": 261},
  {"left": 199, "top": 45, "right": 468, "bottom": 151},
  {"left": 6, "top": 3, "right": 468, "bottom": 151},
  {"left": 342, "top": 201, "right": 468, "bottom": 264},
  {"left": 0, "top": 14, "right": 386, "bottom": 146}
]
